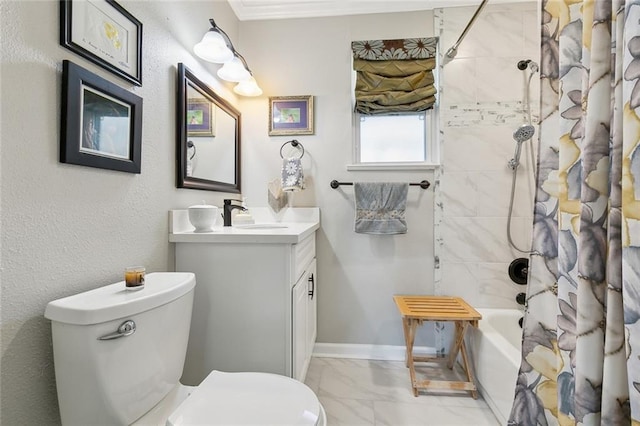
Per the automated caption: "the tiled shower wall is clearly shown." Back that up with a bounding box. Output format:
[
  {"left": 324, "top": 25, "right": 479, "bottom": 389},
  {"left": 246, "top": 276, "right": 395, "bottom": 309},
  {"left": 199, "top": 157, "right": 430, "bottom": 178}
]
[{"left": 435, "top": 2, "right": 540, "bottom": 308}]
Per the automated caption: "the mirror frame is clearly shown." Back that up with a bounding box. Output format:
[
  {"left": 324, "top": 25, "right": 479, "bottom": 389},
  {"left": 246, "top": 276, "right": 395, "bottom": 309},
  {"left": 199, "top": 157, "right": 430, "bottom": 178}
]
[{"left": 176, "top": 63, "right": 241, "bottom": 193}]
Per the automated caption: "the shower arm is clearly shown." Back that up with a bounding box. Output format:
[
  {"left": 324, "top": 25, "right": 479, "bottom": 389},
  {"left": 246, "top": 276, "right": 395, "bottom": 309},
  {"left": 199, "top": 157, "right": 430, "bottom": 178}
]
[{"left": 444, "top": 0, "right": 489, "bottom": 59}]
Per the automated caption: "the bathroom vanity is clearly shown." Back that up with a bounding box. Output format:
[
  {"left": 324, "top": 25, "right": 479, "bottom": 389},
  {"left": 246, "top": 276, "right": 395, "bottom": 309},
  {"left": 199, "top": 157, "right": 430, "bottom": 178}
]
[{"left": 169, "top": 208, "right": 319, "bottom": 385}]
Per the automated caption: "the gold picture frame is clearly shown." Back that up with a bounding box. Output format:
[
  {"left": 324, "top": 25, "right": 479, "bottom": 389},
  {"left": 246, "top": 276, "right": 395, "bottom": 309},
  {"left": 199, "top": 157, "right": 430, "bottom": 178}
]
[{"left": 268, "top": 95, "right": 314, "bottom": 136}]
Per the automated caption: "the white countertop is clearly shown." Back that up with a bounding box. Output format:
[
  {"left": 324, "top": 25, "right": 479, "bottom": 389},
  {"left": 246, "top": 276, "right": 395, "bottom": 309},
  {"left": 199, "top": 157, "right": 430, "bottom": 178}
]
[{"left": 169, "top": 207, "right": 320, "bottom": 244}]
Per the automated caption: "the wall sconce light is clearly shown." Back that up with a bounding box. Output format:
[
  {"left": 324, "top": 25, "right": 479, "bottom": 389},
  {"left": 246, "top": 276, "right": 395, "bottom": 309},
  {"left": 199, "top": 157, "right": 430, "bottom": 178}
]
[
  {"left": 233, "top": 76, "right": 262, "bottom": 97},
  {"left": 194, "top": 18, "right": 263, "bottom": 97},
  {"left": 217, "top": 55, "right": 251, "bottom": 82},
  {"left": 193, "top": 30, "right": 233, "bottom": 63}
]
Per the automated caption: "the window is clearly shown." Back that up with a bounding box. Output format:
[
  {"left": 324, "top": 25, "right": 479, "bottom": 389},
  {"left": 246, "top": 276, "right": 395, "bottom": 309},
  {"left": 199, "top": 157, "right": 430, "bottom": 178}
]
[
  {"left": 356, "top": 110, "right": 436, "bottom": 166},
  {"left": 350, "top": 37, "right": 439, "bottom": 169}
]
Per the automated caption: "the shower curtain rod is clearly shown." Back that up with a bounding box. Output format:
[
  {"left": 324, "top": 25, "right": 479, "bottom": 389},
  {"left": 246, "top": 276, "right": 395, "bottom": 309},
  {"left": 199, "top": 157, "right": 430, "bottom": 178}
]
[{"left": 444, "top": 0, "right": 489, "bottom": 62}]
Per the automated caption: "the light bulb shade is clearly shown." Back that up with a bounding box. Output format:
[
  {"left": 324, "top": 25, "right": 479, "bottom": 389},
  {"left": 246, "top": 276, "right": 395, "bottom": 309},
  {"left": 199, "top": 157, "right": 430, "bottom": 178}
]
[
  {"left": 194, "top": 30, "right": 234, "bottom": 63},
  {"left": 233, "top": 77, "right": 263, "bottom": 97},
  {"left": 217, "top": 57, "right": 251, "bottom": 82}
]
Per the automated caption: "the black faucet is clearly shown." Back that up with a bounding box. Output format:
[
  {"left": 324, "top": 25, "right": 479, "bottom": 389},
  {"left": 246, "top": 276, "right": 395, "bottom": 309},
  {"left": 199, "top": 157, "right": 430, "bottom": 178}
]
[{"left": 223, "top": 199, "right": 247, "bottom": 227}]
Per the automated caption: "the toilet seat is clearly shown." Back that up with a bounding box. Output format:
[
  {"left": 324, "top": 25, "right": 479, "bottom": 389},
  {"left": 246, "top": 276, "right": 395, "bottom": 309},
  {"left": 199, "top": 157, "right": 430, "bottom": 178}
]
[{"left": 167, "top": 371, "right": 322, "bottom": 426}]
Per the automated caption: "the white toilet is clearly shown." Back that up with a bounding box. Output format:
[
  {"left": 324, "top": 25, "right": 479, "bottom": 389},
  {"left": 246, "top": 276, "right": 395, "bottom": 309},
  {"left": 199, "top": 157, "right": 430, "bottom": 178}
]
[{"left": 44, "top": 272, "right": 326, "bottom": 425}]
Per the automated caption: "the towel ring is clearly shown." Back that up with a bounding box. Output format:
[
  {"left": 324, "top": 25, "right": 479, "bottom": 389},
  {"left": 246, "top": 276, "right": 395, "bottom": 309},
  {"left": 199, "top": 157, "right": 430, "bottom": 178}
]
[
  {"left": 280, "top": 140, "right": 305, "bottom": 159},
  {"left": 187, "top": 140, "right": 196, "bottom": 160}
]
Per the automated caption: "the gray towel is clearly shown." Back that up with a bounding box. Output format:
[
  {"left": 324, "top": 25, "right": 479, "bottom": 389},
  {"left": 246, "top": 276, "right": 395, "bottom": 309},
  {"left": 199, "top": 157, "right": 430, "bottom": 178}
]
[{"left": 354, "top": 182, "right": 409, "bottom": 234}]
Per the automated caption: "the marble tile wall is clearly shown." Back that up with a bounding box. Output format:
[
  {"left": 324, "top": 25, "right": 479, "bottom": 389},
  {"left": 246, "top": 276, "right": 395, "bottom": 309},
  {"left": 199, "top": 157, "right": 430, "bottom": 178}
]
[{"left": 435, "top": 2, "right": 540, "bottom": 310}]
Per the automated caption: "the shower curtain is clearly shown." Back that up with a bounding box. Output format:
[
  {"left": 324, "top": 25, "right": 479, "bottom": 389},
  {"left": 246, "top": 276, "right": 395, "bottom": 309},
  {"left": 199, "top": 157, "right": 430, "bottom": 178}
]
[{"left": 509, "top": 1, "right": 640, "bottom": 425}]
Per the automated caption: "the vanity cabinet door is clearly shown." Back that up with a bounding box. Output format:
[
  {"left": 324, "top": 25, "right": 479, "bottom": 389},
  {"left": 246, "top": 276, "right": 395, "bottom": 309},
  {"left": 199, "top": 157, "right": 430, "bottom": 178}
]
[
  {"left": 292, "top": 271, "right": 308, "bottom": 381},
  {"left": 306, "top": 259, "right": 317, "bottom": 360},
  {"left": 292, "top": 258, "right": 317, "bottom": 382}
]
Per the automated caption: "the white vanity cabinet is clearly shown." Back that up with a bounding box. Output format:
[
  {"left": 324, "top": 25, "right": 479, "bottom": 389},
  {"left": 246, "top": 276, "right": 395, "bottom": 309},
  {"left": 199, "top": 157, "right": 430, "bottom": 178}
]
[{"left": 170, "top": 209, "right": 319, "bottom": 386}]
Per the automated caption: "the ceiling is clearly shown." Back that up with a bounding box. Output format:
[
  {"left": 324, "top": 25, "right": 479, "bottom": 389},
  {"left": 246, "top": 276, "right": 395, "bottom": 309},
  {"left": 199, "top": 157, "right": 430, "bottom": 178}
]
[{"left": 227, "top": 0, "right": 531, "bottom": 21}]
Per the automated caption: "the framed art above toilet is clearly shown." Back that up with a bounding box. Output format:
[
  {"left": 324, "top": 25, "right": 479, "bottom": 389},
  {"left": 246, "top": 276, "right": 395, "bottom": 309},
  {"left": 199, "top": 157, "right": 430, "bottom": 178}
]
[
  {"left": 60, "top": 60, "right": 143, "bottom": 174},
  {"left": 60, "top": 0, "right": 143, "bottom": 86}
]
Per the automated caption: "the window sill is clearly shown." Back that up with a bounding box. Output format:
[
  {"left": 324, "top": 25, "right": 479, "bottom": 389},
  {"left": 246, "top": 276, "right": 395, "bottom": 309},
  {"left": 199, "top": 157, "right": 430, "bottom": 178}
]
[{"left": 346, "top": 163, "right": 440, "bottom": 171}]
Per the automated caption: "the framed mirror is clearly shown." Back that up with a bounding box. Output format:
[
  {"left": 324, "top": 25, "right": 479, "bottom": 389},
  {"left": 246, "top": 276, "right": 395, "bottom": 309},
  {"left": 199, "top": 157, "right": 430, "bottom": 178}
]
[{"left": 177, "top": 63, "right": 241, "bottom": 193}]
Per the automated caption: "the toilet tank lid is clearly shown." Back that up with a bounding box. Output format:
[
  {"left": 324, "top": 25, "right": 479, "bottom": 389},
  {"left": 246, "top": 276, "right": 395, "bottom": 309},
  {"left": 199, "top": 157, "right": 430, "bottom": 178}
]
[{"left": 44, "top": 272, "right": 196, "bottom": 325}]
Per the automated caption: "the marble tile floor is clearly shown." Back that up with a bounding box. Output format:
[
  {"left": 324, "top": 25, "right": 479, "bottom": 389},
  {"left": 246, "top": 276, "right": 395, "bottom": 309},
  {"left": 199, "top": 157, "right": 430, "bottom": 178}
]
[{"left": 304, "top": 357, "right": 501, "bottom": 426}]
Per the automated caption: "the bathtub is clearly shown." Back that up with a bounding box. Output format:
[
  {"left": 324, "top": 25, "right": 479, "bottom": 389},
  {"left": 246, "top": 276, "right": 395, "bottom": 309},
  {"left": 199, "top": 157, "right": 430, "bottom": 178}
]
[{"left": 469, "top": 309, "right": 523, "bottom": 425}]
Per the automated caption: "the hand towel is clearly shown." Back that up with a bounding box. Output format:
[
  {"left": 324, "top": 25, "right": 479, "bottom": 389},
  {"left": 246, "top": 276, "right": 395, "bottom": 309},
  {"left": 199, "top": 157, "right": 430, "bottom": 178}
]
[
  {"left": 268, "top": 178, "right": 288, "bottom": 213},
  {"left": 282, "top": 157, "right": 305, "bottom": 192},
  {"left": 354, "top": 182, "right": 409, "bottom": 234}
]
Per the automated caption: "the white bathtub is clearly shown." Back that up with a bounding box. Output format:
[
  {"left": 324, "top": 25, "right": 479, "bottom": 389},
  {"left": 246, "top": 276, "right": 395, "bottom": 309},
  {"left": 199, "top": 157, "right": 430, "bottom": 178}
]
[{"left": 470, "top": 308, "right": 523, "bottom": 425}]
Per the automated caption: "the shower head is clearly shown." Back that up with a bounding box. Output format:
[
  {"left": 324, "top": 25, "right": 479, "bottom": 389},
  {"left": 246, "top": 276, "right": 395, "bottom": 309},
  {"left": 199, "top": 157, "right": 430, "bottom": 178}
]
[
  {"left": 509, "top": 124, "right": 535, "bottom": 170},
  {"left": 513, "top": 124, "right": 535, "bottom": 143}
]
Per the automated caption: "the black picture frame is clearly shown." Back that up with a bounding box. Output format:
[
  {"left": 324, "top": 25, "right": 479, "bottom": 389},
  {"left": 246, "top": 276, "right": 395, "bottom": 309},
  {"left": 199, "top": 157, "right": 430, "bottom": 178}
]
[
  {"left": 60, "top": 0, "right": 143, "bottom": 86},
  {"left": 61, "top": 60, "right": 143, "bottom": 173}
]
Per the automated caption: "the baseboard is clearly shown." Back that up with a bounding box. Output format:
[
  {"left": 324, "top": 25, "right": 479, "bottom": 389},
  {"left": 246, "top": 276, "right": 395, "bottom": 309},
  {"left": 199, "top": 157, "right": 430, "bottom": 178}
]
[{"left": 312, "top": 343, "right": 436, "bottom": 361}]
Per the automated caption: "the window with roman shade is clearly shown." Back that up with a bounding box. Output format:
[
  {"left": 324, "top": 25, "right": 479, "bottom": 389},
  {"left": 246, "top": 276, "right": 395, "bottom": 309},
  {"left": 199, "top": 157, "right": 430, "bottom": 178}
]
[{"left": 351, "top": 38, "right": 438, "bottom": 114}]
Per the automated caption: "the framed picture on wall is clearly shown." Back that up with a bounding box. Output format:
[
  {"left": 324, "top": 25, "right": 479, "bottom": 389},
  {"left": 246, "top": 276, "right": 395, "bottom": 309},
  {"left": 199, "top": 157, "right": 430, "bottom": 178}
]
[
  {"left": 60, "top": 0, "right": 143, "bottom": 86},
  {"left": 268, "top": 95, "right": 314, "bottom": 136},
  {"left": 187, "top": 98, "right": 215, "bottom": 137},
  {"left": 60, "top": 60, "right": 143, "bottom": 173}
]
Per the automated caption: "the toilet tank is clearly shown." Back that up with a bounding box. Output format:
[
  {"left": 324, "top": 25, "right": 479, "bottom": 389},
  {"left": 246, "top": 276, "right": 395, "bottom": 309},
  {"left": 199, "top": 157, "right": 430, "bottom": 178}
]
[{"left": 45, "top": 272, "right": 196, "bottom": 425}]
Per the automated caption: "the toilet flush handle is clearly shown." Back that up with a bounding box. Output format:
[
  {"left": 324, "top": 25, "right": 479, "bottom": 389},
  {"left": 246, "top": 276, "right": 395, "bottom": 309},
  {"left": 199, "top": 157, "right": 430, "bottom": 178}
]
[{"left": 98, "top": 320, "right": 137, "bottom": 340}]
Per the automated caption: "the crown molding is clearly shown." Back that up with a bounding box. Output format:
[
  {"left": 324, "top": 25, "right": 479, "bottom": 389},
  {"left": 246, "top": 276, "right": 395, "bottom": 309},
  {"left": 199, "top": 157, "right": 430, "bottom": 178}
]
[{"left": 228, "top": 0, "right": 534, "bottom": 21}]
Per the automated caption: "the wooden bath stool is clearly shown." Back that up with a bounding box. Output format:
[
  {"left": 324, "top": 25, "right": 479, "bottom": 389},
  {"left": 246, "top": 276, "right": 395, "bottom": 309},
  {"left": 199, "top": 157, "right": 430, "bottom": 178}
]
[{"left": 393, "top": 295, "right": 482, "bottom": 398}]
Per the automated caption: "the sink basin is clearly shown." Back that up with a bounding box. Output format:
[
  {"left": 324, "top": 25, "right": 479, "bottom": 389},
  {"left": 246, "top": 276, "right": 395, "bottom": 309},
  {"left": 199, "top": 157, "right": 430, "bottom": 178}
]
[{"left": 234, "top": 224, "right": 289, "bottom": 229}]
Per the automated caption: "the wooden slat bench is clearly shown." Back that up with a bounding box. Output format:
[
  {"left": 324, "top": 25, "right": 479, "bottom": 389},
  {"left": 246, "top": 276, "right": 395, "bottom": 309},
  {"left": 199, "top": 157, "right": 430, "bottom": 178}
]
[{"left": 393, "top": 295, "right": 482, "bottom": 398}]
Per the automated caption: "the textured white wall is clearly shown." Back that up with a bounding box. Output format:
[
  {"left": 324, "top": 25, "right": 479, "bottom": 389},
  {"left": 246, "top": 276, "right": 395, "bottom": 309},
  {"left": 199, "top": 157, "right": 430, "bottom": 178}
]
[{"left": 0, "top": 1, "right": 240, "bottom": 423}]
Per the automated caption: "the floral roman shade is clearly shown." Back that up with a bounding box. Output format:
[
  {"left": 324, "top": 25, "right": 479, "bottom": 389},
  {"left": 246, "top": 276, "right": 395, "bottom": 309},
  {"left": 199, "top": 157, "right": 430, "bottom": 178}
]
[{"left": 351, "top": 38, "right": 438, "bottom": 114}]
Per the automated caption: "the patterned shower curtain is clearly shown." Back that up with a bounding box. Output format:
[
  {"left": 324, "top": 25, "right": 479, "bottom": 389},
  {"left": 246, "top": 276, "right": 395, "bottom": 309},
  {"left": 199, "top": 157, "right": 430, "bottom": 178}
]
[{"left": 509, "top": 0, "right": 640, "bottom": 425}]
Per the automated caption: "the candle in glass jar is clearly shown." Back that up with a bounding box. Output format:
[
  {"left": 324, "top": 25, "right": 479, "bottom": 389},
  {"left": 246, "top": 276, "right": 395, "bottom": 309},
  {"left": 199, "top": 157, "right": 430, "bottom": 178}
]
[{"left": 125, "top": 266, "right": 145, "bottom": 289}]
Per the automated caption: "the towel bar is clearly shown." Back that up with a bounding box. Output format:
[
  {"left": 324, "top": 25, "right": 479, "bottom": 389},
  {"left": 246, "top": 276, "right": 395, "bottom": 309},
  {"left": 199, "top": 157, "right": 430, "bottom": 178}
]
[{"left": 330, "top": 180, "right": 431, "bottom": 189}]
